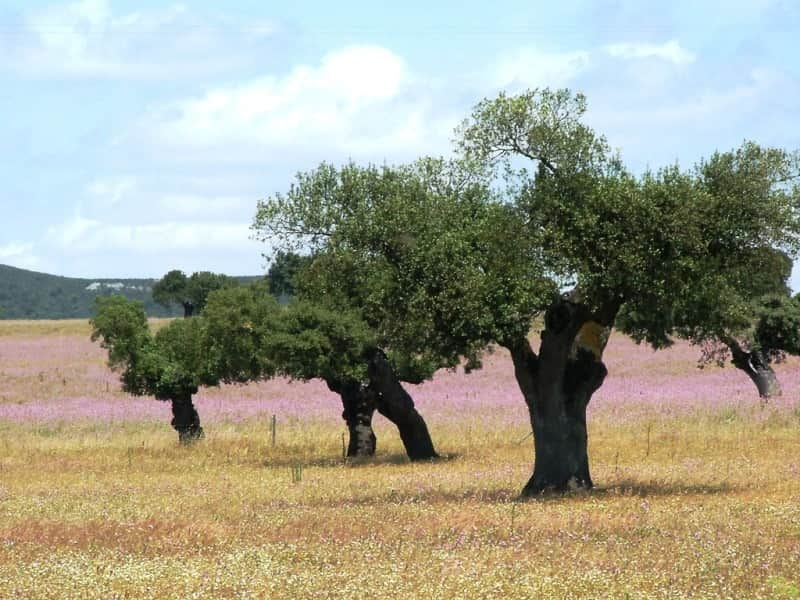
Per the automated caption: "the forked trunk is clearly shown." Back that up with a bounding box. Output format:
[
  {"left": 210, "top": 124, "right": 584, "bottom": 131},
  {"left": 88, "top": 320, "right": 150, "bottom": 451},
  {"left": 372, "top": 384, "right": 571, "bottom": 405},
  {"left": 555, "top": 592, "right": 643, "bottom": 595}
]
[
  {"left": 368, "top": 351, "right": 438, "bottom": 461},
  {"left": 334, "top": 380, "right": 377, "bottom": 457},
  {"left": 728, "top": 342, "right": 781, "bottom": 400},
  {"left": 170, "top": 394, "right": 204, "bottom": 443},
  {"left": 508, "top": 296, "right": 614, "bottom": 496}
]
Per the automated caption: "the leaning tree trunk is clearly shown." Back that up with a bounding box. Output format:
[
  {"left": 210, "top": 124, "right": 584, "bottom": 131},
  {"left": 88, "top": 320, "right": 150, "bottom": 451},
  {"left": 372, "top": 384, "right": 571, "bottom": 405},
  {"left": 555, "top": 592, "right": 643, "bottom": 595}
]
[
  {"left": 508, "top": 297, "right": 615, "bottom": 496},
  {"left": 726, "top": 340, "right": 781, "bottom": 400},
  {"left": 170, "top": 393, "right": 204, "bottom": 443},
  {"left": 367, "top": 351, "right": 438, "bottom": 461},
  {"left": 328, "top": 379, "right": 377, "bottom": 457}
]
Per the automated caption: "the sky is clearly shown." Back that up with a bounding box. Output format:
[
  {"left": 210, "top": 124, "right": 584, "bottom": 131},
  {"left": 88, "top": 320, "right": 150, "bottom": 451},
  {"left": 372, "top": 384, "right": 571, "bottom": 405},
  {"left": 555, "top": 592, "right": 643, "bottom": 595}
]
[{"left": 0, "top": 0, "right": 798, "bottom": 282}]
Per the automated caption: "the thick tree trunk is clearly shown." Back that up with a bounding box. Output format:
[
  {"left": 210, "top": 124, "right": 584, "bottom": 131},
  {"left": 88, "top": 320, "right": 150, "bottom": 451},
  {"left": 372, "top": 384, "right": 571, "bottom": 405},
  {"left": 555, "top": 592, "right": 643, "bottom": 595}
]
[
  {"left": 508, "top": 295, "right": 615, "bottom": 496},
  {"left": 170, "top": 394, "right": 204, "bottom": 443},
  {"left": 525, "top": 405, "right": 591, "bottom": 494},
  {"left": 367, "top": 351, "right": 438, "bottom": 461},
  {"left": 520, "top": 351, "right": 605, "bottom": 494},
  {"left": 330, "top": 380, "right": 377, "bottom": 457},
  {"left": 727, "top": 342, "right": 781, "bottom": 399},
  {"left": 181, "top": 302, "right": 195, "bottom": 318}
]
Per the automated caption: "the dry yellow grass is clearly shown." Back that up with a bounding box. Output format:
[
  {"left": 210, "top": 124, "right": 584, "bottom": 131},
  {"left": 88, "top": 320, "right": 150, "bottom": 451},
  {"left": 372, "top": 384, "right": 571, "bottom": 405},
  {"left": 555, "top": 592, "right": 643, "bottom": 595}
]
[
  {"left": 0, "top": 318, "right": 171, "bottom": 337},
  {"left": 1, "top": 322, "right": 799, "bottom": 598}
]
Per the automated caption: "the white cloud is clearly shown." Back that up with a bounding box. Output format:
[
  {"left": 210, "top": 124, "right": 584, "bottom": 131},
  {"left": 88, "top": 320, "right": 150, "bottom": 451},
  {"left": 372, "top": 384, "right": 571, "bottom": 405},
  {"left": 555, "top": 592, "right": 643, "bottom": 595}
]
[
  {"left": 605, "top": 40, "right": 696, "bottom": 66},
  {"left": 86, "top": 176, "right": 136, "bottom": 207},
  {"left": 140, "top": 45, "right": 454, "bottom": 161},
  {"left": 0, "top": 242, "right": 34, "bottom": 260},
  {"left": 489, "top": 48, "right": 591, "bottom": 90},
  {"left": 57, "top": 215, "right": 102, "bottom": 246},
  {"left": 47, "top": 217, "right": 254, "bottom": 254},
  {"left": 159, "top": 194, "right": 252, "bottom": 217},
  {"left": 3, "top": 0, "right": 276, "bottom": 79},
  {"left": 156, "top": 44, "right": 406, "bottom": 143},
  {"left": 0, "top": 242, "right": 42, "bottom": 270}
]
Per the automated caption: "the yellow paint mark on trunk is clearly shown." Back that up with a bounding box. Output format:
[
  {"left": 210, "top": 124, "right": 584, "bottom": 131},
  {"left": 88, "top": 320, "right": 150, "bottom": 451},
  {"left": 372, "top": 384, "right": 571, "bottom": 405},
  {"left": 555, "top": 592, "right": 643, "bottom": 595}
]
[{"left": 572, "top": 321, "right": 610, "bottom": 360}]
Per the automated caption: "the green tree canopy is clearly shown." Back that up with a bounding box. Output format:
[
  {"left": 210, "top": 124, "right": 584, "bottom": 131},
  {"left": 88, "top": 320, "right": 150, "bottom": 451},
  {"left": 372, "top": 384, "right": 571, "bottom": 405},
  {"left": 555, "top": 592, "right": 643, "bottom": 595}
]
[
  {"left": 201, "top": 284, "right": 281, "bottom": 384},
  {"left": 90, "top": 295, "right": 218, "bottom": 442},
  {"left": 266, "top": 251, "right": 310, "bottom": 300},
  {"left": 254, "top": 157, "right": 552, "bottom": 379},
  {"left": 255, "top": 87, "right": 800, "bottom": 494}
]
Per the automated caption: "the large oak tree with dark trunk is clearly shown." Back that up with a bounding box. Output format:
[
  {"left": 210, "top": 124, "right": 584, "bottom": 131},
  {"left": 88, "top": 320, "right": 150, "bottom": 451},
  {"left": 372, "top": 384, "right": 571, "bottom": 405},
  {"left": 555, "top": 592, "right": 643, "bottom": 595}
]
[{"left": 457, "top": 90, "right": 800, "bottom": 494}]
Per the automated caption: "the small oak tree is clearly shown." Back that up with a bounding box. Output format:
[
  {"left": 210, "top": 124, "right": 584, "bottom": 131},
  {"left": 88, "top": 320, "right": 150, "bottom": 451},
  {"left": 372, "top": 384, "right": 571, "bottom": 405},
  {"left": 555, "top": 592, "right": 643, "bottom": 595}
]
[
  {"left": 91, "top": 295, "right": 212, "bottom": 442},
  {"left": 638, "top": 247, "right": 800, "bottom": 399},
  {"left": 92, "top": 287, "right": 280, "bottom": 443}
]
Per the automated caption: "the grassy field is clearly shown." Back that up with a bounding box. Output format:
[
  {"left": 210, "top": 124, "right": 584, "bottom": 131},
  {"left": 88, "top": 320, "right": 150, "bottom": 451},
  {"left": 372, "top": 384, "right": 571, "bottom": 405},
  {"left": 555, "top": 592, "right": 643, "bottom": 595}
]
[{"left": 1, "top": 320, "right": 799, "bottom": 598}]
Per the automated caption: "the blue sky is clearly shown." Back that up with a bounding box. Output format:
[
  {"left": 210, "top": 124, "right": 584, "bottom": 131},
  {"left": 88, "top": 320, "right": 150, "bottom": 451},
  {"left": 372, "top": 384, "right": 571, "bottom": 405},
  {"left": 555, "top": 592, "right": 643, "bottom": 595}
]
[{"left": 1, "top": 0, "right": 798, "bottom": 282}]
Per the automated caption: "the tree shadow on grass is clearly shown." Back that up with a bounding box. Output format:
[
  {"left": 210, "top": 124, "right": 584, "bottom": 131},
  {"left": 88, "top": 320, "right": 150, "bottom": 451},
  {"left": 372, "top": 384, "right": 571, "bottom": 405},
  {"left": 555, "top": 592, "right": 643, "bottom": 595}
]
[
  {"left": 307, "top": 481, "right": 737, "bottom": 509},
  {"left": 270, "top": 487, "right": 520, "bottom": 510},
  {"left": 271, "top": 477, "right": 737, "bottom": 510},
  {"left": 512, "top": 479, "right": 737, "bottom": 503},
  {"left": 261, "top": 451, "right": 461, "bottom": 469},
  {"left": 590, "top": 479, "right": 736, "bottom": 498}
]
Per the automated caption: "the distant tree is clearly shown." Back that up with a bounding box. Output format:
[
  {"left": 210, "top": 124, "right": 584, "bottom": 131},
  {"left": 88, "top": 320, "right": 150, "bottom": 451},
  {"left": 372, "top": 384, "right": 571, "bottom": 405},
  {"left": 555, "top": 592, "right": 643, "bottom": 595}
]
[
  {"left": 626, "top": 246, "right": 800, "bottom": 399},
  {"left": 152, "top": 270, "right": 237, "bottom": 317},
  {"left": 689, "top": 289, "right": 800, "bottom": 399},
  {"left": 267, "top": 251, "right": 310, "bottom": 300},
  {"left": 188, "top": 271, "right": 238, "bottom": 314},
  {"left": 90, "top": 296, "right": 213, "bottom": 442},
  {"left": 151, "top": 270, "right": 191, "bottom": 316}
]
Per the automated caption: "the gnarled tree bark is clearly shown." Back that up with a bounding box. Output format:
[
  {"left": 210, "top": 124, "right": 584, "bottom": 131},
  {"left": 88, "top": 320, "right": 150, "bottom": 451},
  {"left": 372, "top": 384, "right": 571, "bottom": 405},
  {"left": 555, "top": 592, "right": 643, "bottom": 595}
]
[
  {"left": 328, "top": 379, "right": 377, "bottom": 457},
  {"left": 506, "top": 295, "right": 616, "bottom": 496},
  {"left": 725, "top": 339, "right": 781, "bottom": 400},
  {"left": 170, "top": 393, "right": 204, "bottom": 443},
  {"left": 367, "top": 350, "right": 439, "bottom": 461}
]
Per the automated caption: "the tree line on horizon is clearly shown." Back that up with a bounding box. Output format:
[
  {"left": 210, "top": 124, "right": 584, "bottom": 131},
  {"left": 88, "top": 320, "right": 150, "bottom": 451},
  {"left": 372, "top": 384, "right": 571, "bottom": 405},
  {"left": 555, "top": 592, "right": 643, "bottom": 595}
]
[
  {"left": 0, "top": 263, "right": 270, "bottom": 320},
  {"left": 90, "top": 87, "right": 800, "bottom": 496}
]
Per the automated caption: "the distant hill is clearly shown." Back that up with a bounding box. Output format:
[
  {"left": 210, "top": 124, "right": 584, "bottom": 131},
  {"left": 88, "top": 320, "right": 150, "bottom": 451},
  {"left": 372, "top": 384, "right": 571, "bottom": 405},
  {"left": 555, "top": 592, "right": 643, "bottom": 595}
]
[{"left": 0, "top": 264, "right": 263, "bottom": 320}]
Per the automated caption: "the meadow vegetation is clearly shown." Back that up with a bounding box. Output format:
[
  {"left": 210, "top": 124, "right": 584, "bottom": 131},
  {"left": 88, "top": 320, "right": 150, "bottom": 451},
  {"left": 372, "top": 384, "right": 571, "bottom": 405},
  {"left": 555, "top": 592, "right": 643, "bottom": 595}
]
[
  {"left": 1, "top": 320, "right": 799, "bottom": 598},
  {"left": 3, "top": 87, "right": 800, "bottom": 598}
]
